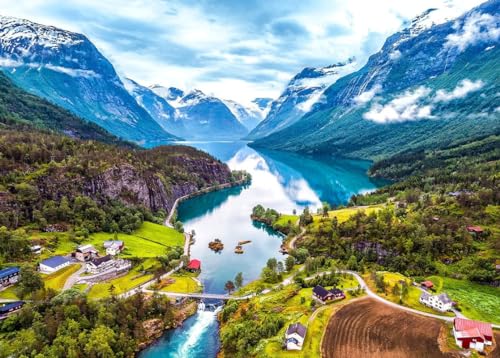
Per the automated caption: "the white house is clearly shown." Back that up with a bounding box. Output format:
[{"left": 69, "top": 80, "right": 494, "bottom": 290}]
[
  {"left": 419, "top": 292, "right": 453, "bottom": 312},
  {"left": 39, "top": 256, "right": 71, "bottom": 274},
  {"left": 285, "top": 323, "right": 307, "bottom": 351},
  {"left": 85, "top": 255, "right": 131, "bottom": 275},
  {"left": 103, "top": 240, "right": 124, "bottom": 256}
]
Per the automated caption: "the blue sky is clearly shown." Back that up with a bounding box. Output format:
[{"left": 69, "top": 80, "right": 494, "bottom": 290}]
[{"left": 0, "top": 0, "right": 483, "bottom": 103}]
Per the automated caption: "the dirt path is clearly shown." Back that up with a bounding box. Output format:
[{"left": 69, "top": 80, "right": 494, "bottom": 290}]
[
  {"left": 63, "top": 263, "right": 84, "bottom": 290},
  {"left": 287, "top": 227, "right": 306, "bottom": 251},
  {"left": 321, "top": 298, "right": 460, "bottom": 358}
]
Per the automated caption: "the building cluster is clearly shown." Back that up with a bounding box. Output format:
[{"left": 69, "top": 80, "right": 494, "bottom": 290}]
[{"left": 453, "top": 318, "right": 493, "bottom": 352}]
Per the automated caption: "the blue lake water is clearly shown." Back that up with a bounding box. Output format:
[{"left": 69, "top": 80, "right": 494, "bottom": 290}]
[{"left": 139, "top": 141, "right": 387, "bottom": 358}]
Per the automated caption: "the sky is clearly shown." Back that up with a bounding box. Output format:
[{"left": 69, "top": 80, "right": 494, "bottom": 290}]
[{"left": 0, "top": 0, "right": 485, "bottom": 104}]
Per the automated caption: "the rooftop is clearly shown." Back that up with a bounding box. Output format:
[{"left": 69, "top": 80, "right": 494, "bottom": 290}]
[
  {"left": 313, "top": 285, "right": 331, "bottom": 299},
  {"left": 89, "top": 255, "right": 113, "bottom": 267},
  {"left": 77, "top": 244, "right": 97, "bottom": 253},
  {"left": 103, "top": 240, "right": 124, "bottom": 248},
  {"left": 454, "top": 318, "right": 492, "bottom": 338},
  {"left": 286, "top": 323, "right": 307, "bottom": 338},
  {"left": 41, "top": 256, "right": 70, "bottom": 268},
  {"left": 0, "top": 301, "right": 24, "bottom": 314},
  {"left": 187, "top": 259, "right": 201, "bottom": 270},
  {"left": 0, "top": 267, "right": 19, "bottom": 279}
]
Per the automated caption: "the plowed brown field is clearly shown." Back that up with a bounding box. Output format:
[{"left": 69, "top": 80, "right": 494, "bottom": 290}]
[{"left": 322, "top": 298, "right": 461, "bottom": 358}]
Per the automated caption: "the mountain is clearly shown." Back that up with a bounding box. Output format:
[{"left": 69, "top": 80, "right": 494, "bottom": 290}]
[
  {"left": 0, "top": 15, "right": 179, "bottom": 146},
  {"left": 0, "top": 70, "right": 130, "bottom": 146},
  {"left": 247, "top": 59, "right": 356, "bottom": 140},
  {"left": 123, "top": 79, "right": 187, "bottom": 137},
  {"left": 222, "top": 98, "right": 270, "bottom": 131},
  {"left": 252, "top": 1, "right": 500, "bottom": 159},
  {"left": 147, "top": 85, "right": 249, "bottom": 140}
]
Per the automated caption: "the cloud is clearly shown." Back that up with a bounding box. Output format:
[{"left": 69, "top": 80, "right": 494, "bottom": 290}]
[
  {"left": 0, "top": 0, "right": 486, "bottom": 103},
  {"left": 363, "top": 86, "right": 433, "bottom": 123},
  {"left": 363, "top": 78, "right": 486, "bottom": 124},
  {"left": 354, "top": 85, "right": 382, "bottom": 105},
  {"left": 434, "top": 79, "right": 484, "bottom": 101},
  {"left": 445, "top": 12, "right": 500, "bottom": 52}
]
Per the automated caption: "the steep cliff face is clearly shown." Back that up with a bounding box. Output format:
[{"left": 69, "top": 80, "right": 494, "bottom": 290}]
[{"left": 0, "top": 130, "right": 235, "bottom": 219}]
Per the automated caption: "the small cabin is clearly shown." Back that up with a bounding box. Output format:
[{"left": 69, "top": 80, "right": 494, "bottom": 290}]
[
  {"left": 75, "top": 244, "right": 98, "bottom": 262},
  {"left": 186, "top": 259, "right": 201, "bottom": 272},
  {"left": 420, "top": 280, "right": 434, "bottom": 289},
  {"left": 103, "top": 240, "right": 125, "bottom": 256},
  {"left": 285, "top": 323, "right": 306, "bottom": 351}
]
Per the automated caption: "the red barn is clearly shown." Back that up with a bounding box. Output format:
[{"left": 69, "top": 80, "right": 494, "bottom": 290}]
[
  {"left": 453, "top": 318, "right": 492, "bottom": 352},
  {"left": 186, "top": 259, "right": 201, "bottom": 271}
]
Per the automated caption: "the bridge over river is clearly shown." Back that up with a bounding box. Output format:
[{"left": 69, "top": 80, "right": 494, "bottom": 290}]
[{"left": 142, "top": 289, "right": 254, "bottom": 301}]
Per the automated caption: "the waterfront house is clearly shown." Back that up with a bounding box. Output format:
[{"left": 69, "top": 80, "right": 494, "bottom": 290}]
[
  {"left": 419, "top": 292, "right": 453, "bottom": 312},
  {"left": 420, "top": 280, "right": 434, "bottom": 289},
  {"left": 0, "top": 301, "right": 25, "bottom": 317},
  {"left": 285, "top": 323, "right": 307, "bottom": 350},
  {"left": 453, "top": 318, "right": 493, "bottom": 352},
  {"left": 75, "top": 244, "right": 98, "bottom": 262},
  {"left": 103, "top": 240, "right": 124, "bottom": 256},
  {"left": 0, "top": 267, "right": 20, "bottom": 288},
  {"left": 187, "top": 259, "right": 201, "bottom": 272},
  {"left": 39, "top": 256, "right": 71, "bottom": 274}
]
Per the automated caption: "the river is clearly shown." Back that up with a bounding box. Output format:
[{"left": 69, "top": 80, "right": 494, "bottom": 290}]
[{"left": 139, "top": 141, "right": 387, "bottom": 358}]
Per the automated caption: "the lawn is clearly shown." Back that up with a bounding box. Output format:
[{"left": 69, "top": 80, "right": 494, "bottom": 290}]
[
  {"left": 160, "top": 274, "right": 202, "bottom": 294},
  {"left": 426, "top": 275, "right": 500, "bottom": 324},
  {"left": 364, "top": 272, "right": 454, "bottom": 317},
  {"left": 88, "top": 222, "right": 184, "bottom": 258},
  {"left": 43, "top": 264, "right": 81, "bottom": 291},
  {"left": 314, "top": 205, "right": 384, "bottom": 223},
  {"left": 274, "top": 215, "right": 299, "bottom": 227},
  {"left": 29, "top": 221, "right": 184, "bottom": 259},
  {"left": 0, "top": 286, "right": 18, "bottom": 300}
]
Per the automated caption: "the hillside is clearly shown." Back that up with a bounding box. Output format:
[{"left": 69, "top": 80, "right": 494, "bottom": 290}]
[
  {"left": 0, "top": 15, "right": 178, "bottom": 146},
  {"left": 252, "top": 1, "right": 500, "bottom": 159},
  {"left": 0, "top": 129, "right": 240, "bottom": 232},
  {"left": 0, "top": 71, "right": 129, "bottom": 146}
]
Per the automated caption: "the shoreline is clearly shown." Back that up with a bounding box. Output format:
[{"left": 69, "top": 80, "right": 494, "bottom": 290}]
[{"left": 165, "top": 176, "right": 251, "bottom": 228}]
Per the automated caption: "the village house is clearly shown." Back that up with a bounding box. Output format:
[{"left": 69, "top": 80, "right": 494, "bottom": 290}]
[
  {"left": 103, "top": 240, "right": 124, "bottom": 256},
  {"left": 30, "top": 245, "right": 42, "bottom": 255},
  {"left": 0, "top": 267, "right": 20, "bottom": 288},
  {"left": 186, "top": 259, "right": 201, "bottom": 272},
  {"left": 312, "top": 285, "right": 345, "bottom": 304},
  {"left": 420, "top": 280, "right": 434, "bottom": 290},
  {"left": 285, "top": 322, "right": 307, "bottom": 351},
  {"left": 39, "top": 256, "right": 71, "bottom": 274},
  {"left": 75, "top": 244, "right": 98, "bottom": 262},
  {"left": 453, "top": 318, "right": 493, "bottom": 352},
  {"left": 419, "top": 292, "right": 453, "bottom": 312},
  {"left": 86, "top": 255, "right": 115, "bottom": 274},
  {"left": 0, "top": 301, "right": 25, "bottom": 318}
]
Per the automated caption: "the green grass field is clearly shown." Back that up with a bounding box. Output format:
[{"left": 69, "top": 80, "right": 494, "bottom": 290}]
[
  {"left": 87, "top": 266, "right": 154, "bottom": 300},
  {"left": 0, "top": 286, "right": 18, "bottom": 300},
  {"left": 274, "top": 215, "right": 299, "bottom": 227},
  {"left": 43, "top": 264, "right": 81, "bottom": 291},
  {"left": 314, "top": 205, "right": 384, "bottom": 223},
  {"left": 426, "top": 275, "right": 500, "bottom": 324},
  {"left": 160, "top": 274, "right": 202, "bottom": 293},
  {"left": 30, "top": 222, "right": 184, "bottom": 259}
]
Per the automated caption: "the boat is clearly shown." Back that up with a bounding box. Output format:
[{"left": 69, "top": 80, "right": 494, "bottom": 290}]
[
  {"left": 238, "top": 240, "right": 252, "bottom": 245},
  {"left": 234, "top": 245, "right": 244, "bottom": 254}
]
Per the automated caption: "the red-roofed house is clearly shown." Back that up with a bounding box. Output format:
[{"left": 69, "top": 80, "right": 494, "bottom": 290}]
[
  {"left": 453, "top": 318, "right": 493, "bottom": 352},
  {"left": 420, "top": 280, "right": 434, "bottom": 289},
  {"left": 466, "top": 226, "right": 484, "bottom": 234},
  {"left": 186, "top": 259, "right": 201, "bottom": 272}
]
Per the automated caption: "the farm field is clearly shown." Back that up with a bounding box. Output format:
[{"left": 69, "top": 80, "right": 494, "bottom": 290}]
[
  {"left": 0, "top": 286, "right": 17, "bottom": 299},
  {"left": 426, "top": 275, "right": 500, "bottom": 325},
  {"left": 322, "top": 298, "right": 456, "bottom": 358},
  {"left": 43, "top": 264, "right": 81, "bottom": 291}
]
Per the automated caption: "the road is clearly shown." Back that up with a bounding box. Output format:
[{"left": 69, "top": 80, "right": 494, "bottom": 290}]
[{"left": 63, "top": 263, "right": 85, "bottom": 290}]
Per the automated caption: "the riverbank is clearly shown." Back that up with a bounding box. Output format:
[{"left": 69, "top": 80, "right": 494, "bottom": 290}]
[{"left": 166, "top": 174, "right": 251, "bottom": 227}]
